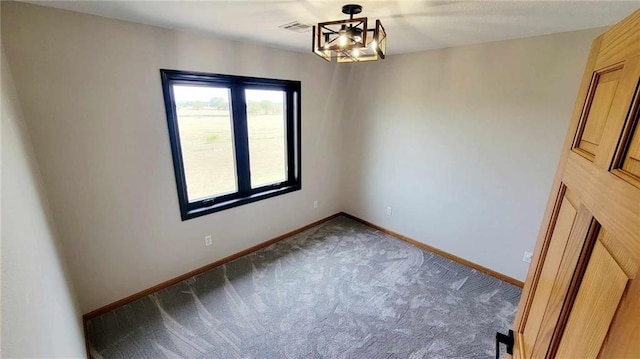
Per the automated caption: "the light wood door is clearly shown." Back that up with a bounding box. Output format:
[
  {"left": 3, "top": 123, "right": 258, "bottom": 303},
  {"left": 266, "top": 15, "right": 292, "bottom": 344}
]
[{"left": 509, "top": 8, "right": 640, "bottom": 359}]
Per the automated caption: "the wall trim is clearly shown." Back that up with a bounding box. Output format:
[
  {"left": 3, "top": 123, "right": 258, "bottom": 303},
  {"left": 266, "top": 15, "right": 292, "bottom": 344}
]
[
  {"left": 82, "top": 212, "right": 341, "bottom": 321},
  {"left": 340, "top": 212, "right": 525, "bottom": 288}
]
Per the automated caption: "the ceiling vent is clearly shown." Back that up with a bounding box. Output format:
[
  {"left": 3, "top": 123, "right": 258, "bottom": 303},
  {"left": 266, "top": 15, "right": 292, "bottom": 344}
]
[{"left": 279, "top": 21, "right": 312, "bottom": 33}]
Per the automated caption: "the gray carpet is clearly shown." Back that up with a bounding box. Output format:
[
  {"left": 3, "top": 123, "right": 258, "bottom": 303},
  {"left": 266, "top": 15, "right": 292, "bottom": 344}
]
[{"left": 87, "top": 216, "right": 521, "bottom": 358}]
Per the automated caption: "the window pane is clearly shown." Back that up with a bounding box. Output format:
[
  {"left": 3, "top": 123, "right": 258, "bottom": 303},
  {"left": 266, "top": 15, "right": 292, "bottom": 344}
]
[
  {"left": 246, "top": 89, "right": 287, "bottom": 188},
  {"left": 173, "top": 85, "right": 237, "bottom": 201}
]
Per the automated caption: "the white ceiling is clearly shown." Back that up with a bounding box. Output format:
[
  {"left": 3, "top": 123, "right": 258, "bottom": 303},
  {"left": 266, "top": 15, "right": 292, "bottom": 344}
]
[{"left": 24, "top": 1, "right": 640, "bottom": 55}]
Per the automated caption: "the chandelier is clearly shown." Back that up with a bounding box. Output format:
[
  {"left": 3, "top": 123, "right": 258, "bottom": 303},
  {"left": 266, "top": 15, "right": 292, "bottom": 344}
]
[{"left": 313, "top": 4, "right": 387, "bottom": 63}]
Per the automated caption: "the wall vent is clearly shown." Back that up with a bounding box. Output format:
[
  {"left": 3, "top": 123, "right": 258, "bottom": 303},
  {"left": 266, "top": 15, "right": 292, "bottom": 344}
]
[{"left": 279, "top": 21, "right": 312, "bottom": 33}]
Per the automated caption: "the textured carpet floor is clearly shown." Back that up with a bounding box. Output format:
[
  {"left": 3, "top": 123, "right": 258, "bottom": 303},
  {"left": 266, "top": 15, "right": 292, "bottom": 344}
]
[{"left": 87, "top": 216, "right": 521, "bottom": 358}]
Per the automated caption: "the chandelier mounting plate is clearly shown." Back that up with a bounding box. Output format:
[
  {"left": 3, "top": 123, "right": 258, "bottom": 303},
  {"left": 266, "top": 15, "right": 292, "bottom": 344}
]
[{"left": 342, "top": 4, "right": 363, "bottom": 17}]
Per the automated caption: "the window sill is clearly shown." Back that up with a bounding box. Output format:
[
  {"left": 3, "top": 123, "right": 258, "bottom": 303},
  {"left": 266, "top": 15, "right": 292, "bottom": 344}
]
[{"left": 182, "top": 184, "right": 301, "bottom": 220}]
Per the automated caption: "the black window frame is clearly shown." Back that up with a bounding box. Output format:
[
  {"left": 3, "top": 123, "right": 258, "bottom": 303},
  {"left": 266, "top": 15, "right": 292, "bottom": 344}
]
[{"left": 160, "top": 69, "right": 302, "bottom": 220}]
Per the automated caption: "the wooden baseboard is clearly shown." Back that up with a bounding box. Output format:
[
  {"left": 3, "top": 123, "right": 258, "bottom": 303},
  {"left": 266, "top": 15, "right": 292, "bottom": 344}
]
[
  {"left": 340, "top": 212, "right": 525, "bottom": 288},
  {"left": 82, "top": 213, "right": 342, "bottom": 322}
]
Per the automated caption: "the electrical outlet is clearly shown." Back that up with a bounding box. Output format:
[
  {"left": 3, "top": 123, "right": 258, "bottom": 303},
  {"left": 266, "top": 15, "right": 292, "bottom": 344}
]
[
  {"left": 313, "top": 200, "right": 319, "bottom": 209},
  {"left": 204, "top": 235, "right": 212, "bottom": 247},
  {"left": 522, "top": 251, "right": 533, "bottom": 263},
  {"left": 386, "top": 206, "right": 392, "bottom": 216}
]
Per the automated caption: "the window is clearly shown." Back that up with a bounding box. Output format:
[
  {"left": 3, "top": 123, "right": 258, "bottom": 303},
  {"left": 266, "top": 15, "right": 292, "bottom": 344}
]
[{"left": 160, "top": 70, "right": 301, "bottom": 220}]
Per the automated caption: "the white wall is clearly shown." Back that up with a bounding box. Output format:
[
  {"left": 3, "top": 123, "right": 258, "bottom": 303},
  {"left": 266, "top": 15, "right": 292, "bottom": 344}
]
[
  {"left": 340, "top": 28, "right": 604, "bottom": 281},
  {"left": 2, "top": 1, "right": 347, "bottom": 313},
  {"left": 1, "top": 42, "right": 86, "bottom": 357}
]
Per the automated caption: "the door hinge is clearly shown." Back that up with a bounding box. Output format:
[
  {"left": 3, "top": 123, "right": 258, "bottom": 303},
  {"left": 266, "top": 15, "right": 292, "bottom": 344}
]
[{"left": 496, "top": 329, "right": 514, "bottom": 359}]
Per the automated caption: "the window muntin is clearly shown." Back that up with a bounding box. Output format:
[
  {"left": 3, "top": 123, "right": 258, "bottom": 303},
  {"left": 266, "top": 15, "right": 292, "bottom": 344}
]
[{"left": 161, "top": 70, "right": 301, "bottom": 220}]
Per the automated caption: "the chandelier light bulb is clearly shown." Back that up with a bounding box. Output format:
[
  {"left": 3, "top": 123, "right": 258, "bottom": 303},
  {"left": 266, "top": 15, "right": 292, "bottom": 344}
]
[
  {"left": 370, "top": 40, "right": 377, "bottom": 49},
  {"left": 339, "top": 33, "right": 347, "bottom": 47},
  {"left": 352, "top": 48, "right": 360, "bottom": 57}
]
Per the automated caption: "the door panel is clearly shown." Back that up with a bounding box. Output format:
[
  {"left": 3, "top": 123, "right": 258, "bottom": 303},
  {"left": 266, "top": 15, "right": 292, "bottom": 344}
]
[
  {"left": 555, "top": 239, "right": 628, "bottom": 358},
  {"left": 598, "top": 273, "right": 640, "bottom": 358},
  {"left": 521, "top": 195, "right": 578, "bottom": 358},
  {"left": 596, "top": 57, "right": 640, "bottom": 169},
  {"left": 615, "top": 100, "right": 640, "bottom": 187},
  {"left": 621, "top": 134, "right": 640, "bottom": 178},
  {"left": 573, "top": 67, "right": 622, "bottom": 161},
  {"left": 529, "top": 207, "right": 595, "bottom": 358},
  {"left": 599, "top": 225, "right": 639, "bottom": 278},
  {"left": 508, "top": 8, "right": 640, "bottom": 359}
]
